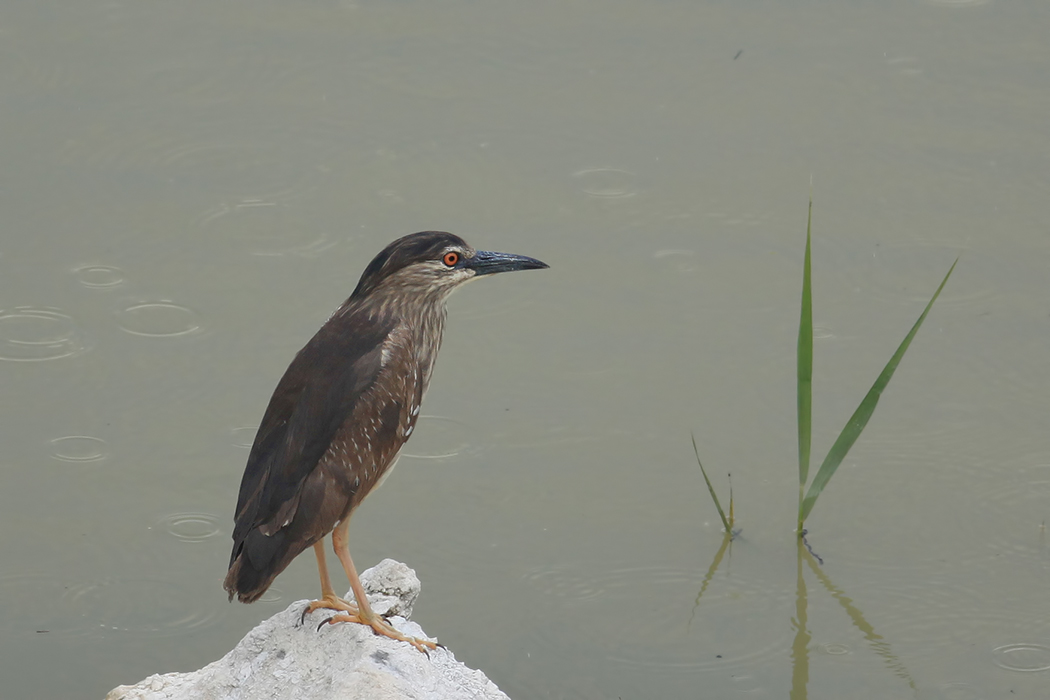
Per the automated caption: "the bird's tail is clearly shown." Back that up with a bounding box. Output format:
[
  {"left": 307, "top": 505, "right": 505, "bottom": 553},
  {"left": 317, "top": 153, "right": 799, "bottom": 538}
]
[{"left": 224, "top": 528, "right": 290, "bottom": 603}]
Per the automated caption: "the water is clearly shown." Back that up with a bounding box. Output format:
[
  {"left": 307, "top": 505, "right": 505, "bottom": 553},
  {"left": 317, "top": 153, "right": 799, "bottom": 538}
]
[{"left": 2, "top": 1, "right": 1049, "bottom": 698}]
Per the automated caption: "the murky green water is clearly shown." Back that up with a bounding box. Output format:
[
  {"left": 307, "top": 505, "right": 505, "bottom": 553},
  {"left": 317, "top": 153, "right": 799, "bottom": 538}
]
[{"left": 2, "top": 1, "right": 1049, "bottom": 698}]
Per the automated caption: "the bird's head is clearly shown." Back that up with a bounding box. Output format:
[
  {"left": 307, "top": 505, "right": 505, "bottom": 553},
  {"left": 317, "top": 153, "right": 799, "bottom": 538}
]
[{"left": 350, "top": 231, "right": 548, "bottom": 305}]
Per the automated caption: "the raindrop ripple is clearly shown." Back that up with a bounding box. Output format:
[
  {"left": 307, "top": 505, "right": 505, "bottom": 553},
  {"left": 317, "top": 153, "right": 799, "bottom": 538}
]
[
  {"left": 49, "top": 435, "right": 108, "bottom": 463},
  {"left": 157, "top": 512, "right": 222, "bottom": 543},
  {"left": 116, "top": 301, "right": 201, "bottom": 337},
  {"left": 0, "top": 307, "right": 88, "bottom": 361}
]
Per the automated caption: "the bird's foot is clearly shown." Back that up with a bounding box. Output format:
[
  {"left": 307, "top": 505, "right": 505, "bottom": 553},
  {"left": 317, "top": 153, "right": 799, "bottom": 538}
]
[
  {"left": 299, "top": 594, "right": 359, "bottom": 626},
  {"left": 320, "top": 611, "right": 439, "bottom": 655}
]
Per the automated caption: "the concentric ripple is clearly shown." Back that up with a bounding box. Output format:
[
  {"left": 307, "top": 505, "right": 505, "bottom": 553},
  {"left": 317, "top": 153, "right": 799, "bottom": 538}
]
[
  {"left": 991, "top": 643, "right": 1050, "bottom": 672},
  {"left": 73, "top": 265, "right": 125, "bottom": 288},
  {"left": 49, "top": 435, "right": 108, "bottom": 463},
  {"left": 871, "top": 579, "right": 1050, "bottom": 662},
  {"left": 116, "top": 301, "right": 201, "bottom": 337},
  {"left": 401, "top": 415, "right": 469, "bottom": 460},
  {"left": 819, "top": 642, "right": 853, "bottom": 656},
  {"left": 60, "top": 576, "right": 225, "bottom": 637},
  {"left": 522, "top": 566, "right": 604, "bottom": 602},
  {"left": 572, "top": 167, "right": 639, "bottom": 199},
  {"left": 156, "top": 512, "right": 222, "bottom": 543},
  {"left": 0, "top": 307, "right": 89, "bottom": 361},
  {"left": 198, "top": 199, "right": 339, "bottom": 257},
  {"left": 257, "top": 586, "right": 286, "bottom": 604}
]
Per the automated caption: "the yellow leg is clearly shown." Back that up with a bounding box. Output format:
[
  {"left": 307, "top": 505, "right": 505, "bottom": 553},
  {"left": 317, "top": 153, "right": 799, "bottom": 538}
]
[
  {"left": 322, "top": 518, "right": 438, "bottom": 654},
  {"left": 300, "top": 541, "right": 358, "bottom": 624}
]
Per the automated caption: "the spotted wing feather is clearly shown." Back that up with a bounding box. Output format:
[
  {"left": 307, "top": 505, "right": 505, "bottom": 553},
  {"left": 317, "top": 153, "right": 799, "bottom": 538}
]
[{"left": 227, "top": 309, "right": 394, "bottom": 581}]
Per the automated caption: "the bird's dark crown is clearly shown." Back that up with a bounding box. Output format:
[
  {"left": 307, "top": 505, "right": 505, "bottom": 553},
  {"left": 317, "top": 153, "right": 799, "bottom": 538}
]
[{"left": 350, "top": 231, "right": 471, "bottom": 299}]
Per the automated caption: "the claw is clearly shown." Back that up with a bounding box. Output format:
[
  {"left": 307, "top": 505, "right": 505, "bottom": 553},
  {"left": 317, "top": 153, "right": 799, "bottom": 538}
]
[
  {"left": 320, "top": 611, "right": 438, "bottom": 654},
  {"left": 298, "top": 594, "right": 359, "bottom": 629}
]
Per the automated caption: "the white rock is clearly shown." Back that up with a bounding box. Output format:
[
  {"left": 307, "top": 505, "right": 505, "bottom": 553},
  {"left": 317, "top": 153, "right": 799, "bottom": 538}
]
[{"left": 105, "top": 559, "right": 509, "bottom": 700}]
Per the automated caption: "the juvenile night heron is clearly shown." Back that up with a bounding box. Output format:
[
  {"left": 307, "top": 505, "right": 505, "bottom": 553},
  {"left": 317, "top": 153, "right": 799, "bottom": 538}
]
[{"left": 224, "top": 231, "right": 547, "bottom": 652}]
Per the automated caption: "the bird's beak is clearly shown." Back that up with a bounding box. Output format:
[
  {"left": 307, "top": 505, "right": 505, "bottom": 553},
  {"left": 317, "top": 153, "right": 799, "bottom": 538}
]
[{"left": 467, "top": 250, "right": 549, "bottom": 276}]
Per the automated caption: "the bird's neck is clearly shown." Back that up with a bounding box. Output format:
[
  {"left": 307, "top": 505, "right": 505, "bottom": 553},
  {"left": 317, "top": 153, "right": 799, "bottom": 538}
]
[{"left": 399, "top": 301, "right": 447, "bottom": 387}]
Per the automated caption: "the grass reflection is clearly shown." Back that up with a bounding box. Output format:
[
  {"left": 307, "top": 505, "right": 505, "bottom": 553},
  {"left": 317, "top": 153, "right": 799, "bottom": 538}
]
[
  {"left": 790, "top": 538, "right": 810, "bottom": 700},
  {"left": 688, "top": 196, "right": 953, "bottom": 695},
  {"left": 687, "top": 531, "right": 733, "bottom": 631},
  {"left": 690, "top": 535, "right": 915, "bottom": 698},
  {"left": 800, "top": 541, "right": 915, "bottom": 689}
]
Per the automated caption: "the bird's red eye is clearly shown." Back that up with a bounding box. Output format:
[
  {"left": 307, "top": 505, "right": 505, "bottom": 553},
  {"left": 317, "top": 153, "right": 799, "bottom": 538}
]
[{"left": 443, "top": 252, "right": 460, "bottom": 267}]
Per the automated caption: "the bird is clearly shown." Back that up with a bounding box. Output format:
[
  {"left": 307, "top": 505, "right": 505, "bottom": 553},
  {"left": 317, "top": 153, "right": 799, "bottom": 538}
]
[{"left": 224, "top": 231, "right": 547, "bottom": 653}]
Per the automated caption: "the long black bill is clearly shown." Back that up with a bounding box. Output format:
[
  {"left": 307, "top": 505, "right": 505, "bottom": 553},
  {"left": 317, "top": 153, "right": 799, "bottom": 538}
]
[{"left": 467, "top": 250, "right": 549, "bottom": 276}]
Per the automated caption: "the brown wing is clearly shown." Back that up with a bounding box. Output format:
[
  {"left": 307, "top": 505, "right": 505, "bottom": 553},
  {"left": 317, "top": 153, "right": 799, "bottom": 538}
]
[{"left": 228, "top": 308, "right": 395, "bottom": 572}]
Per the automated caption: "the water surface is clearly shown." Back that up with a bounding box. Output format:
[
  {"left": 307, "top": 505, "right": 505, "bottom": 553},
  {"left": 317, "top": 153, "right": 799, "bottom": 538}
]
[{"left": 1, "top": 1, "right": 1049, "bottom": 698}]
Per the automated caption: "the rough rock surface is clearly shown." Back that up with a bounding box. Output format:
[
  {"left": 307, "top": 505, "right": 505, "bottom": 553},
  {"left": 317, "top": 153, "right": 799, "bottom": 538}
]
[{"left": 105, "top": 559, "right": 509, "bottom": 700}]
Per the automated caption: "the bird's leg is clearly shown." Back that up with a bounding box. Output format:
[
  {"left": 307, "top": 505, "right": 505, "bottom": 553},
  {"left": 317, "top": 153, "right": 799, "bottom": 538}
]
[
  {"left": 300, "top": 540, "right": 359, "bottom": 624},
  {"left": 321, "top": 517, "right": 438, "bottom": 654}
]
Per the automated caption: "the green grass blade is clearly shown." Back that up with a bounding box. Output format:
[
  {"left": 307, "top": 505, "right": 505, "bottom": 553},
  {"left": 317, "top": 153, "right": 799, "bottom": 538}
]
[
  {"left": 797, "top": 197, "right": 814, "bottom": 523},
  {"left": 728, "top": 475, "right": 734, "bottom": 528},
  {"left": 799, "top": 258, "right": 958, "bottom": 523},
  {"left": 692, "top": 433, "right": 732, "bottom": 534}
]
